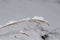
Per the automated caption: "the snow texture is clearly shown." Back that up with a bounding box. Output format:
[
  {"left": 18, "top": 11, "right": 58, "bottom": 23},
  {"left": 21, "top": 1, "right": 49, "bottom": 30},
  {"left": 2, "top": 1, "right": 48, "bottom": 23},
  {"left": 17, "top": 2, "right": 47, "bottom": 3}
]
[{"left": 0, "top": 0, "right": 60, "bottom": 40}]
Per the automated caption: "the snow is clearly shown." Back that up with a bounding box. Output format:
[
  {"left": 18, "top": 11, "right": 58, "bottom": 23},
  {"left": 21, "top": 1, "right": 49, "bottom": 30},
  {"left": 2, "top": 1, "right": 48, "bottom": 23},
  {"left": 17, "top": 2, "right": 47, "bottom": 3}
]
[
  {"left": 32, "top": 16, "right": 44, "bottom": 20},
  {"left": 0, "top": 0, "right": 60, "bottom": 40}
]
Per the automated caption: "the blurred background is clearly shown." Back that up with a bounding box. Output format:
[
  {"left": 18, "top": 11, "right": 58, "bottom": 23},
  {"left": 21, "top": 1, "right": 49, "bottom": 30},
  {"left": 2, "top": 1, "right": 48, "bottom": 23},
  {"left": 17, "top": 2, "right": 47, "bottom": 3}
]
[{"left": 0, "top": 0, "right": 60, "bottom": 40}]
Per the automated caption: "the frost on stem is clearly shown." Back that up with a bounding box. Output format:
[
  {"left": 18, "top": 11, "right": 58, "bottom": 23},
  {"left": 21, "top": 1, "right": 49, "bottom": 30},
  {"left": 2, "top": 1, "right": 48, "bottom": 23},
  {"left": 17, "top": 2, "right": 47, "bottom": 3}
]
[{"left": 0, "top": 16, "right": 49, "bottom": 29}]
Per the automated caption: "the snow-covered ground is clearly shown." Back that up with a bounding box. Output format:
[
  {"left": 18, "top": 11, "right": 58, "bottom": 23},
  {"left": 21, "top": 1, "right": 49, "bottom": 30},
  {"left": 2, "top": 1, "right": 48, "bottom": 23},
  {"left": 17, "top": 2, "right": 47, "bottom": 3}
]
[{"left": 0, "top": 0, "right": 60, "bottom": 40}]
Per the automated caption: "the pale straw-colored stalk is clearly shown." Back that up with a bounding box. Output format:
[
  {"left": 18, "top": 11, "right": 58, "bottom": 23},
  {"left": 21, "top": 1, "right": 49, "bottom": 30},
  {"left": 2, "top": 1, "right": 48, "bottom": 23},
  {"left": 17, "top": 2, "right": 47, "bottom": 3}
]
[{"left": 0, "top": 16, "right": 49, "bottom": 29}]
